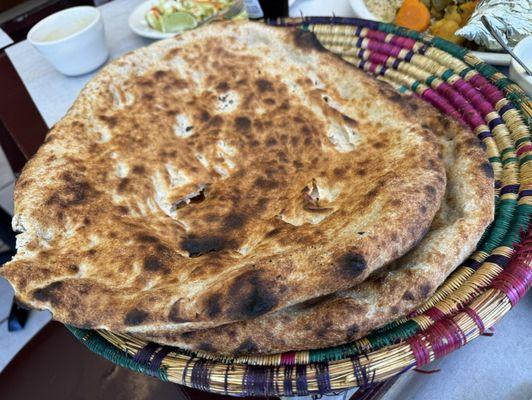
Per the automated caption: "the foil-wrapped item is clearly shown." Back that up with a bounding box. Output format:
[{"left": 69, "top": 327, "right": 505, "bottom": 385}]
[{"left": 456, "top": 0, "right": 532, "bottom": 50}]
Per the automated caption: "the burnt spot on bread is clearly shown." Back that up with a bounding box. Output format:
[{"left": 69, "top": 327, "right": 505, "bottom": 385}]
[
  {"left": 124, "top": 308, "right": 149, "bottom": 326},
  {"left": 46, "top": 179, "right": 94, "bottom": 207},
  {"left": 419, "top": 283, "right": 432, "bottom": 298},
  {"left": 338, "top": 253, "right": 367, "bottom": 278},
  {"left": 254, "top": 177, "right": 279, "bottom": 190},
  {"left": 117, "top": 205, "right": 129, "bottom": 215},
  {"left": 117, "top": 178, "right": 130, "bottom": 193},
  {"left": 198, "top": 342, "right": 216, "bottom": 352},
  {"left": 137, "top": 234, "right": 159, "bottom": 243},
  {"left": 154, "top": 70, "right": 168, "bottom": 79},
  {"left": 342, "top": 114, "right": 359, "bottom": 126},
  {"left": 168, "top": 299, "right": 190, "bottom": 322},
  {"left": 293, "top": 30, "right": 326, "bottom": 52},
  {"left": 402, "top": 291, "right": 416, "bottom": 301},
  {"left": 256, "top": 78, "right": 274, "bottom": 93},
  {"left": 33, "top": 281, "right": 64, "bottom": 305},
  {"left": 420, "top": 205, "right": 427, "bottom": 214},
  {"left": 67, "top": 264, "right": 79, "bottom": 274},
  {"left": 163, "top": 48, "right": 180, "bottom": 60},
  {"left": 143, "top": 255, "right": 168, "bottom": 273},
  {"left": 223, "top": 212, "right": 247, "bottom": 230},
  {"left": 390, "top": 306, "right": 399, "bottom": 314},
  {"left": 316, "top": 321, "right": 332, "bottom": 338},
  {"left": 234, "top": 338, "right": 258, "bottom": 354},
  {"left": 481, "top": 162, "right": 494, "bottom": 179},
  {"left": 98, "top": 114, "right": 117, "bottom": 128},
  {"left": 266, "top": 227, "right": 281, "bottom": 237},
  {"left": 264, "top": 98, "right": 276, "bottom": 105},
  {"left": 424, "top": 185, "right": 437, "bottom": 196},
  {"left": 216, "top": 81, "right": 229, "bottom": 91},
  {"left": 205, "top": 293, "right": 222, "bottom": 318},
  {"left": 181, "top": 235, "right": 235, "bottom": 257},
  {"left": 228, "top": 271, "right": 278, "bottom": 319},
  {"left": 346, "top": 323, "right": 359, "bottom": 339},
  {"left": 199, "top": 110, "right": 211, "bottom": 122},
  {"left": 234, "top": 116, "right": 251, "bottom": 133}
]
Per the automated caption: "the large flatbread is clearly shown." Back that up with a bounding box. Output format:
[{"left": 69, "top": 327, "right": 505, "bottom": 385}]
[
  {"left": 135, "top": 99, "right": 495, "bottom": 355},
  {"left": 1, "top": 22, "right": 446, "bottom": 334}
]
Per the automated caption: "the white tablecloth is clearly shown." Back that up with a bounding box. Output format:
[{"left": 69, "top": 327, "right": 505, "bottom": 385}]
[{"left": 4, "top": 1, "right": 532, "bottom": 399}]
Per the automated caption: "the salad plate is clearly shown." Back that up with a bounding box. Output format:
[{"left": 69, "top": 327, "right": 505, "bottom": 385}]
[{"left": 129, "top": 0, "right": 238, "bottom": 39}]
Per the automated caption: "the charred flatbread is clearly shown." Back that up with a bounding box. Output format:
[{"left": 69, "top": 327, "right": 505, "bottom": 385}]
[
  {"left": 135, "top": 98, "right": 494, "bottom": 355},
  {"left": 1, "top": 22, "right": 446, "bottom": 334}
]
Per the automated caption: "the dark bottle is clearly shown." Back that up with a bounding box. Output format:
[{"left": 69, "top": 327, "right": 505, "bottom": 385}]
[{"left": 243, "top": 0, "right": 289, "bottom": 19}]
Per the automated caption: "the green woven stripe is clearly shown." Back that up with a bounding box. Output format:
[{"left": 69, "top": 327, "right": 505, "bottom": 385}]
[
  {"left": 425, "top": 75, "right": 437, "bottom": 86},
  {"left": 378, "top": 22, "right": 425, "bottom": 42},
  {"left": 309, "top": 344, "right": 360, "bottom": 363},
  {"left": 441, "top": 68, "right": 454, "bottom": 81},
  {"left": 478, "top": 199, "right": 518, "bottom": 253},
  {"left": 500, "top": 204, "right": 532, "bottom": 247},
  {"left": 411, "top": 81, "right": 421, "bottom": 92},
  {"left": 66, "top": 326, "right": 169, "bottom": 381},
  {"left": 519, "top": 154, "right": 532, "bottom": 165},
  {"left": 516, "top": 136, "right": 530, "bottom": 147},
  {"left": 459, "top": 67, "right": 474, "bottom": 78},
  {"left": 366, "top": 320, "right": 421, "bottom": 349},
  {"left": 502, "top": 156, "right": 518, "bottom": 165},
  {"left": 488, "top": 156, "right": 502, "bottom": 164},
  {"left": 501, "top": 147, "right": 516, "bottom": 157},
  {"left": 430, "top": 37, "right": 468, "bottom": 58}
]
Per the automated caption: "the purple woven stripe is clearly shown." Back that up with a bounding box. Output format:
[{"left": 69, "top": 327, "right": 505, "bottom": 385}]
[
  {"left": 463, "top": 257, "right": 482, "bottom": 270},
  {"left": 468, "top": 74, "right": 505, "bottom": 104},
  {"left": 518, "top": 189, "right": 532, "bottom": 199},
  {"left": 418, "top": 44, "right": 429, "bottom": 54},
  {"left": 499, "top": 102, "right": 514, "bottom": 115},
  {"left": 478, "top": 130, "right": 492, "bottom": 140},
  {"left": 283, "top": 365, "right": 294, "bottom": 396},
  {"left": 488, "top": 117, "right": 504, "bottom": 130},
  {"left": 365, "top": 29, "right": 387, "bottom": 42},
  {"left": 224, "top": 364, "right": 231, "bottom": 395},
  {"left": 244, "top": 365, "right": 275, "bottom": 396},
  {"left": 404, "top": 50, "right": 414, "bottom": 62},
  {"left": 350, "top": 355, "right": 375, "bottom": 389},
  {"left": 296, "top": 365, "right": 308, "bottom": 396},
  {"left": 191, "top": 359, "right": 210, "bottom": 391},
  {"left": 500, "top": 184, "right": 520, "bottom": 195},
  {"left": 392, "top": 58, "right": 401, "bottom": 69},
  {"left": 182, "top": 357, "right": 194, "bottom": 386},
  {"left": 314, "top": 363, "right": 332, "bottom": 394},
  {"left": 437, "top": 82, "right": 484, "bottom": 128},
  {"left": 422, "top": 89, "right": 463, "bottom": 122},
  {"left": 355, "top": 25, "right": 363, "bottom": 36},
  {"left": 485, "top": 253, "right": 511, "bottom": 267},
  {"left": 356, "top": 36, "right": 364, "bottom": 48},
  {"left": 453, "top": 79, "right": 494, "bottom": 117},
  {"left": 149, "top": 347, "right": 173, "bottom": 377},
  {"left": 133, "top": 342, "right": 158, "bottom": 365}
]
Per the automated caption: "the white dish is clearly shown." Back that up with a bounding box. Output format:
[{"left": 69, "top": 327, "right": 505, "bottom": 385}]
[
  {"left": 27, "top": 6, "right": 109, "bottom": 76},
  {"left": 129, "top": 0, "right": 177, "bottom": 40},
  {"left": 509, "top": 36, "right": 532, "bottom": 97},
  {"left": 348, "top": 0, "right": 511, "bottom": 66}
]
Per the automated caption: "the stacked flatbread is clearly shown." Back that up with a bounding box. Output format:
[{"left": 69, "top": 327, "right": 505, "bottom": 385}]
[{"left": 0, "top": 21, "right": 494, "bottom": 356}]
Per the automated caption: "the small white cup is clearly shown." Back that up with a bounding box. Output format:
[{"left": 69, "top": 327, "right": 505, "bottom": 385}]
[{"left": 27, "top": 6, "right": 109, "bottom": 76}]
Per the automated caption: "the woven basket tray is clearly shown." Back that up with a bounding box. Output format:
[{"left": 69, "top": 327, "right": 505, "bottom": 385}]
[{"left": 66, "top": 17, "right": 532, "bottom": 397}]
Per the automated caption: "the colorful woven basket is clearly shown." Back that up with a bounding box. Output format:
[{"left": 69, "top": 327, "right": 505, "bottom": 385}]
[{"left": 66, "top": 17, "right": 532, "bottom": 397}]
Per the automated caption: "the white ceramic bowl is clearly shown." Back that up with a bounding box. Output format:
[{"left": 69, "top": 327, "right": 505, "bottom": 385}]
[
  {"left": 509, "top": 36, "right": 532, "bottom": 97},
  {"left": 27, "top": 6, "right": 109, "bottom": 76}
]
